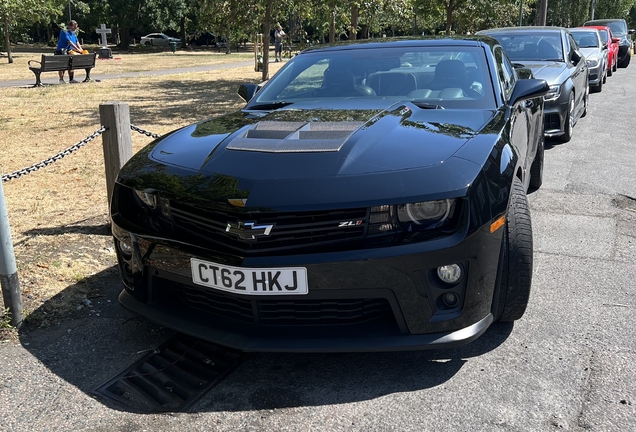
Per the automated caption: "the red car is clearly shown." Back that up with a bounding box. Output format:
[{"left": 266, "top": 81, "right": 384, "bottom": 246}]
[{"left": 583, "top": 25, "right": 619, "bottom": 75}]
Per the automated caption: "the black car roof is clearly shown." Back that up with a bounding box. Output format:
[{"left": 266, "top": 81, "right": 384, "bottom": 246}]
[
  {"left": 584, "top": 19, "right": 626, "bottom": 24},
  {"left": 299, "top": 36, "right": 500, "bottom": 54}
]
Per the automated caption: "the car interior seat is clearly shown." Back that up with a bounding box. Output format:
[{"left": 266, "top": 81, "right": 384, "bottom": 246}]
[{"left": 430, "top": 59, "right": 467, "bottom": 90}]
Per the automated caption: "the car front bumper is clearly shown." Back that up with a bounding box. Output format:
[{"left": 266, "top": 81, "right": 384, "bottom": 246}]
[
  {"left": 588, "top": 63, "right": 604, "bottom": 85},
  {"left": 543, "top": 95, "right": 570, "bottom": 137},
  {"left": 112, "top": 214, "right": 504, "bottom": 352}
]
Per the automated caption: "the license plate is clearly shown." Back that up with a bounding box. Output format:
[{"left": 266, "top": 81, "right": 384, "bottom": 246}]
[{"left": 191, "top": 258, "right": 308, "bottom": 295}]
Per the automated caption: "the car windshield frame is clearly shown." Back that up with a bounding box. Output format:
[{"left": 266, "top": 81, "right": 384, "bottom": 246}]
[{"left": 247, "top": 45, "right": 498, "bottom": 110}]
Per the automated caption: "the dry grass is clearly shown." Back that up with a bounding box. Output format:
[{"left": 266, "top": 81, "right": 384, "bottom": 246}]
[
  {"left": 0, "top": 47, "right": 255, "bottom": 81},
  {"left": 0, "top": 58, "right": 284, "bottom": 330}
]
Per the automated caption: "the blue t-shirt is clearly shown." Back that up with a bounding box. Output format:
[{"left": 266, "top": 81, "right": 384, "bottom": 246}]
[{"left": 57, "top": 29, "right": 78, "bottom": 50}]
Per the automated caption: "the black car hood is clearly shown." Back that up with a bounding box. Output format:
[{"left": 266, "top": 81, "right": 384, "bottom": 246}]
[
  {"left": 512, "top": 61, "right": 565, "bottom": 84},
  {"left": 149, "top": 103, "right": 496, "bottom": 179}
]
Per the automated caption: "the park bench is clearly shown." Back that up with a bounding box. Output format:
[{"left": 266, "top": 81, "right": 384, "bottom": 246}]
[{"left": 27, "top": 53, "right": 97, "bottom": 87}]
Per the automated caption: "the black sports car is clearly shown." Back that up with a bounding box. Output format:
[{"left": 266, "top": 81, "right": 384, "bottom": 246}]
[
  {"left": 111, "top": 37, "right": 548, "bottom": 352},
  {"left": 478, "top": 27, "right": 589, "bottom": 143}
]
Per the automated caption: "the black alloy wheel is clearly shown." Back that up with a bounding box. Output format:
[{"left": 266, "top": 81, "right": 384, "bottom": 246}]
[{"left": 495, "top": 177, "right": 533, "bottom": 322}]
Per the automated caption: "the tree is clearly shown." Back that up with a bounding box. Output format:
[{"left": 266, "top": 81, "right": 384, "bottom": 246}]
[{"left": 1, "top": 0, "right": 57, "bottom": 63}]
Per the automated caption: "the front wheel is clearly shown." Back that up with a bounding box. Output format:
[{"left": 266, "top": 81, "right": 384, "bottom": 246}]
[
  {"left": 529, "top": 132, "right": 544, "bottom": 190},
  {"left": 559, "top": 93, "right": 574, "bottom": 143},
  {"left": 144, "top": 41, "right": 152, "bottom": 46},
  {"left": 495, "top": 177, "right": 533, "bottom": 322},
  {"left": 619, "top": 53, "right": 631, "bottom": 68}
]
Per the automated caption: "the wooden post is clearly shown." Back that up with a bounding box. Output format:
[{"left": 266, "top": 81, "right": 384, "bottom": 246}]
[{"left": 99, "top": 102, "right": 133, "bottom": 209}]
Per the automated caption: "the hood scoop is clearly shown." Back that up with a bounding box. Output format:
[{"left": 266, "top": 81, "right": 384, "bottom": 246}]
[{"left": 226, "top": 121, "right": 365, "bottom": 153}]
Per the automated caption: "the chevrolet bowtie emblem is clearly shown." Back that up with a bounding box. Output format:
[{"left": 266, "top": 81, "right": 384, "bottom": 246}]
[{"left": 226, "top": 221, "right": 274, "bottom": 240}]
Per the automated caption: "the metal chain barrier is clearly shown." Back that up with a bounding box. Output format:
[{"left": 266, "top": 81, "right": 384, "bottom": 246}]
[
  {"left": 130, "top": 124, "right": 162, "bottom": 139},
  {"left": 1, "top": 127, "right": 107, "bottom": 182}
]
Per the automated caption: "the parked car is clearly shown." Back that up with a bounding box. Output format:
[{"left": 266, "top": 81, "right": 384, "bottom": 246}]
[
  {"left": 569, "top": 28, "right": 607, "bottom": 92},
  {"left": 188, "top": 31, "right": 216, "bottom": 46},
  {"left": 583, "top": 19, "right": 635, "bottom": 68},
  {"left": 110, "top": 36, "right": 548, "bottom": 352},
  {"left": 584, "top": 26, "right": 620, "bottom": 75},
  {"left": 140, "top": 33, "right": 181, "bottom": 47},
  {"left": 478, "top": 26, "right": 589, "bottom": 143}
]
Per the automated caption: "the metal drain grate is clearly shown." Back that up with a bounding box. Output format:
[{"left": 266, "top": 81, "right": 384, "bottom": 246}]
[{"left": 93, "top": 334, "right": 245, "bottom": 412}]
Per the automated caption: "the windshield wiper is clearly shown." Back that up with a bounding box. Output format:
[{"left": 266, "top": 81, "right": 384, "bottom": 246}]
[
  {"left": 247, "top": 101, "right": 294, "bottom": 110},
  {"left": 412, "top": 101, "right": 445, "bottom": 109}
]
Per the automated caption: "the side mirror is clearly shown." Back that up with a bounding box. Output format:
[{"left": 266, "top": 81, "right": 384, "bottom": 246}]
[
  {"left": 238, "top": 83, "right": 259, "bottom": 102},
  {"left": 628, "top": 29, "right": 635, "bottom": 35},
  {"left": 612, "top": 37, "right": 620, "bottom": 43},
  {"left": 570, "top": 50, "right": 582, "bottom": 65},
  {"left": 509, "top": 79, "right": 549, "bottom": 106}
]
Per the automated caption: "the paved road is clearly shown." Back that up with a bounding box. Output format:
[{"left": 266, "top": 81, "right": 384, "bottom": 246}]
[{"left": 1, "top": 62, "right": 635, "bottom": 431}]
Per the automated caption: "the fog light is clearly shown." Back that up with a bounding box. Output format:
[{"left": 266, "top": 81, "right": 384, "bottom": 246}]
[
  {"left": 119, "top": 237, "right": 133, "bottom": 256},
  {"left": 442, "top": 292, "right": 459, "bottom": 308},
  {"left": 437, "top": 264, "right": 462, "bottom": 284}
]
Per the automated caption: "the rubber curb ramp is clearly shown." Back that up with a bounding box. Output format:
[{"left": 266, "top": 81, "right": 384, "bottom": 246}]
[{"left": 92, "top": 334, "right": 245, "bottom": 412}]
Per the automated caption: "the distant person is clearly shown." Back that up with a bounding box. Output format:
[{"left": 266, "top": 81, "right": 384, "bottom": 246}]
[
  {"left": 56, "top": 20, "right": 83, "bottom": 84},
  {"left": 274, "top": 25, "right": 286, "bottom": 62}
]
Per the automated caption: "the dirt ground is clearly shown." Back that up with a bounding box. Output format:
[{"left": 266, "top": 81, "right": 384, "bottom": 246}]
[{"left": 0, "top": 50, "right": 283, "bottom": 337}]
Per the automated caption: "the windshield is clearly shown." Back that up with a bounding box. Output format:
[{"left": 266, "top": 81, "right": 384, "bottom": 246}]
[
  {"left": 490, "top": 33, "right": 564, "bottom": 62},
  {"left": 606, "top": 21, "right": 627, "bottom": 36},
  {"left": 248, "top": 46, "right": 496, "bottom": 110},
  {"left": 597, "top": 30, "right": 609, "bottom": 44},
  {"left": 571, "top": 31, "right": 599, "bottom": 48}
]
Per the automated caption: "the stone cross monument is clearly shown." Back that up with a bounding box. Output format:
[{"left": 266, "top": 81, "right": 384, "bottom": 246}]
[{"left": 97, "top": 24, "right": 113, "bottom": 59}]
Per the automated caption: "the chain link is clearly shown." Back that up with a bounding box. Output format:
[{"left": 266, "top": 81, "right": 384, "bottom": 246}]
[
  {"left": 2, "top": 127, "right": 107, "bottom": 182},
  {"left": 130, "top": 124, "right": 162, "bottom": 139}
]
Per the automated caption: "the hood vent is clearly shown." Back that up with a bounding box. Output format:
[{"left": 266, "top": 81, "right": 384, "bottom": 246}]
[{"left": 226, "top": 121, "right": 365, "bottom": 153}]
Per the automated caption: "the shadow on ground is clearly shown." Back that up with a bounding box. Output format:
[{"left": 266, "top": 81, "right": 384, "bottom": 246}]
[{"left": 19, "top": 265, "right": 513, "bottom": 414}]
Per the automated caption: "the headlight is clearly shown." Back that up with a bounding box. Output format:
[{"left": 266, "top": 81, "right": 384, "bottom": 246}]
[
  {"left": 397, "top": 199, "right": 454, "bottom": 230},
  {"left": 134, "top": 190, "right": 157, "bottom": 208},
  {"left": 586, "top": 59, "right": 599, "bottom": 67},
  {"left": 544, "top": 84, "right": 561, "bottom": 101}
]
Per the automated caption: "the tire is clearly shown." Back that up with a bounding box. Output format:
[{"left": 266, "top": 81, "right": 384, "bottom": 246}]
[
  {"left": 529, "top": 133, "right": 544, "bottom": 190},
  {"left": 594, "top": 76, "right": 603, "bottom": 93},
  {"left": 608, "top": 66, "right": 612, "bottom": 77},
  {"left": 581, "top": 85, "right": 589, "bottom": 118},
  {"left": 613, "top": 60, "right": 617, "bottom": 72},
  {"left": 559, "top": 93, "right": 574, "bottom": 143},
  {"left": 602, "top": 68, "right": 607, "bottom": 84},
  {"left": 619, "top": 52, "right": 630, "bottom": 68},
  {"left": 144, "top": 41, "right": 151, "bottom": 46},
  {"left": 495, "top": 177, "right": 533, "bottom": 322}
]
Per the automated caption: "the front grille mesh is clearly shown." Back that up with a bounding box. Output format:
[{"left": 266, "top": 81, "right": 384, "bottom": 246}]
[
  {"left": 169, "top": 202, "right": 367, "bottom": 254},
  {"left": 544, "top": 113, "right": 560, "bottom": 132},
  {"left": 177, "top": 283, "right": 392, "bottom": 326}
]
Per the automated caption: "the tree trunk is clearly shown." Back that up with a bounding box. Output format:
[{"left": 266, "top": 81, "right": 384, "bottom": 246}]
[
  {"left": 445, "top": 1, "right": 454, "bottom": 35},
  {"left": 225, "top": 29, "right": 231, "bottom": 54},
  {"left": 329, "top": 11, "right": 336, "bottom": 43},
  {"left": 119, "top": 26, "right": 130, "bottom": 50},
  {"left": 350, "top": 5, "right": 359, "bottom": 40},
  {"left": 262, "top": 0, "right": 272, "bottom": 81},
  {"left": 111, "top": 23, "right": 119, "bottom": 45},
  {"left": 180, "top": 16, "right": 186, "bottom": 48},
  {"left": 4, "top": 15, "right": 12, "bottom": 64}
]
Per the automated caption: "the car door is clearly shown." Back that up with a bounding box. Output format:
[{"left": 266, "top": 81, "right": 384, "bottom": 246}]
[
  {"left": 494, "top": 46, "right": 531, "bottom": 177},
  {"left": 565, "top": 32, "right": 588, "bottom": 116}
]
